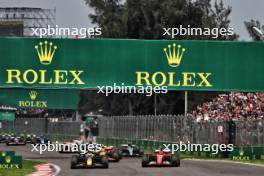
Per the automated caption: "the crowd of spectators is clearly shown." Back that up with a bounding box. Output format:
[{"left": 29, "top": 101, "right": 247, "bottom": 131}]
[
  {"left": 0, "top": 105, "right": 17, "bottom": 111},
  {"left": 16, "top": 108, "right": 46, "bottom": 118},
  {"left": 192, "top": 93, "right": 264, "bottom": 121},
  {"left": 0, "top": 107, "right": 75, "bottom": 118},
  {"left": 15, "top": 109, "right": 75, "bottom": 118}
]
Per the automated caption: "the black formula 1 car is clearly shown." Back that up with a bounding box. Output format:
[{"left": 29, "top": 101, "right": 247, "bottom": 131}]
[
  {"left": 71, "top": 150, "right": 109, "bottom": 169},
  {"left": 103, "top": 146, "right": 122, "bottom": 162},
  {"left": 32, "top": 136, "right": 50, "bottom": 145},
  {"left": 120, "top": 144, "right": 144, "bottom": 157},
  {"left": 6, "top": 136, "right": 26, "bottom": 146},
  {"left": 0, "top": 133, "right": 12, "bottom": 143},
  {"left": 25, "top": 134, "right": 37, "bottom": 143},
  {"left": 142, "top": 148, "right": 180, "bottom": 167}
]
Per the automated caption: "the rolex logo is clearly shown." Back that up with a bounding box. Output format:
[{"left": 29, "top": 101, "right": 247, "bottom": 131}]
[
  {"left": 163, "top": 43, "right": 186, "bottom": 67},
  {"left": 35, "top": 41, "right": 57, "bottom": 65},
  {"left": 239, "top": 149, "right": 244, "bottom": 156},
  {"left": 29, "top": 91, "right": 38, "bottom": 100},
  {"left": 5, "top": 156, "right": 11, "bottom": 164}
]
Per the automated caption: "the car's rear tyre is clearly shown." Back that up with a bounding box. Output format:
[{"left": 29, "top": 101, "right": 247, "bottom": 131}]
[
  {"left": 71, "top": 155, "right": 78, "bottom": 169},
  {"left": 139, "top": 149, "right": 144, "bottom": 157},
  {"left": 101, "top": 156, "right": 109, "bottom": 168},
  {"left": 142, "top": 155, "right": 149, "bottom": 167},
  {"left": 171, "top": 155, "right": 180, "bottom": 167},
  {"left": 118, "top": 150, "right": 123, "bottom": 159},
  {"left": 112, "top": 152, "right": 120, "bottom": 162}
]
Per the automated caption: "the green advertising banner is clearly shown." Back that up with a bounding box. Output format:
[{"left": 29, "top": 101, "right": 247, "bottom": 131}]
[
  {"left": 0, "top": 89, "right": 79, "bottom": 109},
  {"left": 0, "top": 38, "right": 263, "bottom": 91},
  {"left": 0, "top": 112, "right": 15, "bottom": 121},
  {"left": 0, "top": 151, "right": 22, "bottom": 169},
  {"left": 0, "top": 151, "right": 15, "bottom": 157},
  {"left": 231, "top": 147, "right": 252, "bottom": 160},
  {"left": 231, "top": 147, "right": 264, "bottom": 160}
]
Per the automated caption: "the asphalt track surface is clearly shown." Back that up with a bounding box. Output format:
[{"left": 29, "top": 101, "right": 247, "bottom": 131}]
[{"left": 1, "top": 144, "right": 264, "bottom": 176}]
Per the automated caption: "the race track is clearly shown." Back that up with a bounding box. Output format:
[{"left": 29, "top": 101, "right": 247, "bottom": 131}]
[{"left": 1, "top": 144, "right": 264, "bottom": 176}]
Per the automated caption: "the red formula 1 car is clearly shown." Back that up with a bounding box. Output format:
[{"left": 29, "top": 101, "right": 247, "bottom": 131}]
[{"left": 142, "top": 148, "right": 180, "bottom": 167}]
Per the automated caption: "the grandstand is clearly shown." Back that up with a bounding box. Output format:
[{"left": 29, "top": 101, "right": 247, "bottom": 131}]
[
  {"left": 0, "top": 7, "right": 55, "bottom": 36},
  {"left": 192, "top": 93, "right": 264, "bottom": 121}
]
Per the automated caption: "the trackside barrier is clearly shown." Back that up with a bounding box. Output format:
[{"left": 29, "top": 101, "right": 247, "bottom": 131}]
[
  {"left": 0, "top": 118, "right": 81, "bottom": 136},
  {"left": 97, "top": 137, "right": 264, "bottom": 160},
  {"left": 1, "top": 117, "right": 264, "bottom": 146},
  {"left": 46, "top": 134, "right": 79, "bottom": 142},
  {"left": 98, "top": 116, "right": 264, "bottom": 146}
]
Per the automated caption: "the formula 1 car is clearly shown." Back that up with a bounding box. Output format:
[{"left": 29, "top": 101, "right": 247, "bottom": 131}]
[
  {"left": 120, "top": 144, "right": 144, "bottom": 157},
  {"left": 6, "top": 136, "right": 26, "bottom": 146},
  {"left": 70, "top": 150, "right": 109, "bottom": 169},
  {"left": 142, "top": 148, "right": 180, "bottom": 167},
  {"left": 0, "top": 133, "right": 12, "bottom": 143},
  {"left": 103, "top": 145, "right": 122, "bottom": 162},
  {"left": 58, "top": 140, "right": 82, "bottom": 153},
  {"left": 26, "top": 134, "right": 37, "bottom": 143},
  {"left": 0, "top": 134, "right": 6, "bottom": 143},
  {"left": 32, "top": 136, "right": 50, "bottom": 145}
]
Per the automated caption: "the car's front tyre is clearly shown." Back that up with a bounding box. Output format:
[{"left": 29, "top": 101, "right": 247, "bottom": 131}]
[
  {"left": 142, "top": 155, "right": 149, "bottom": 167},
  {"left": 71, "top": 155, "right": 78, "bottom": 169},
  {"left": 171, "top": 155, "right": 180, "bottom": 167},
  {"left": 101, "top": 156, "right": 109, "bottom": 168}
]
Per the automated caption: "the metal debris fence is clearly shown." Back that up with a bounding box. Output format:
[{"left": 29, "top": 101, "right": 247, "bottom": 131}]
[
  {"left": 98, "top": 116, "right": 264, "bottom": 146},
  {"left": 0, "top": 116, "right": 263, "bottom": 146}
]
